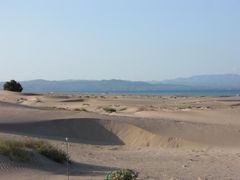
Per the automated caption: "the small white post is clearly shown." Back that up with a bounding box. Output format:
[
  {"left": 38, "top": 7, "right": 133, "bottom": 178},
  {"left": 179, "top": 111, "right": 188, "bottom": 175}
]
[{"left": 65, "top": 137, "right": 69, "bottom": 180}]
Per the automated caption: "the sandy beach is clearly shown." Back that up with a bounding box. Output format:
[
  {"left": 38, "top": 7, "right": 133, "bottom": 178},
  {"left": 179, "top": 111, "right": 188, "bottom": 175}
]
[{"left": 0, "top": 90, "right": 240, "bottom": 179}]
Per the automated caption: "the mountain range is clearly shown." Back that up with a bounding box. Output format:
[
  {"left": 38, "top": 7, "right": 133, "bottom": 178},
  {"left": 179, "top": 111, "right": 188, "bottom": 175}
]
[
  {"left": 0, "top": 74, "right": 240, "bottom": 93},
  {"left": 161, "top": 74, "right": 240, "bottom": 89}
]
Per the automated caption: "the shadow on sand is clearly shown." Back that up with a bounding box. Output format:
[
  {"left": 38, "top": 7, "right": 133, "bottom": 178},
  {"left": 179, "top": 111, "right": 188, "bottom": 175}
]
[
  {"left": 0, "top": 118, "right": 125, "bottom": 145},
  {"left": 0, "top": 154, "right": 117, "bottom": 177}
]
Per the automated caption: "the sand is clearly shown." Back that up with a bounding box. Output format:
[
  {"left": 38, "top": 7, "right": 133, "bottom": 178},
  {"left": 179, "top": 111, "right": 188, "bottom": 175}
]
[{"left": 0, "top": 90, "right": 240, "bottom": 179}]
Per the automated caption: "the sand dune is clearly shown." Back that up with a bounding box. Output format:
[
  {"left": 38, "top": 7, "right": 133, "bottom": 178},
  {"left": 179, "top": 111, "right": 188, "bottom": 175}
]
[
  {"left": 1, "top": 101, "right": 239, "bottom": 148},
  {"left": 0, "top": 118, "right": 124, "bottom": 145},
  {"left": 1, "top": 91, "right": 240, "bottom": 179},
  {"left": 0, "top": 118, "right": 198, "bottom": 148}
]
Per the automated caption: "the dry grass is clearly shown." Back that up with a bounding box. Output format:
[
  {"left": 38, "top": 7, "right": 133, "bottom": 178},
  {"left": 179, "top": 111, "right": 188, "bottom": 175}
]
[
  {"left": 73, "top": 108, "right": 88, "bottom": 112},
  {"left": 0, "top": 138, "right": 68, "bottom": 163},
  {"left": 103, "top": 107, "right": 117, "bottom": 113}
]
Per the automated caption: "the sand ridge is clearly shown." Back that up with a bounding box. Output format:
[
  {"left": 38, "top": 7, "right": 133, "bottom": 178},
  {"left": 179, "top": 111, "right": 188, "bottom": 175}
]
[{"left": 1, "top": 91, "right": 240, "bottom": 179}]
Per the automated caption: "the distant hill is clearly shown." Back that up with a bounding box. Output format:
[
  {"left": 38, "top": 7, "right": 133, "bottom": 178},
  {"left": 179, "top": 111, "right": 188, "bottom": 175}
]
[
  {"left": 0, "top": 79, "right": 190, "bottom": 93},
  {"left": 161, "top": 74, "right": 240, "bottom": 89},
  {"left": 0, "top": 74, "right": 240, "bottom": 93}
]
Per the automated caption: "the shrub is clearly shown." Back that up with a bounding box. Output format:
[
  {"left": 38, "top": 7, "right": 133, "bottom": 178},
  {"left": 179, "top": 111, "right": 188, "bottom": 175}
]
[
  {"left": 3, "top": 80, "right": 23, "bottom": 92},
  {"left": 0, "top": 139, "right": 31, "bottom": 162},
  {"left": 106, "top": 169, "right": 138, "bottom": 180},
  {"left": 0, "top": 139, "right": 68, "bottom": 163},
  {"left": 74, "top": 108, "right": 88, "bottom": 112},
  {"left": 36, "top": 143, "right": 68, "bottom": 163},
  {"left": 24, "top": 140, "right": 68, "bottom": 163},
  {"left": 103, "top": 107, "right": 117, "bottom": 113}
]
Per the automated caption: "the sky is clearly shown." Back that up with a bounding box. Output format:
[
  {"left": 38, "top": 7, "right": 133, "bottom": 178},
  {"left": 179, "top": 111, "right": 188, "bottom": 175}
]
[{"left": 0, "top": 0, "right": 240, "bottom": 81}]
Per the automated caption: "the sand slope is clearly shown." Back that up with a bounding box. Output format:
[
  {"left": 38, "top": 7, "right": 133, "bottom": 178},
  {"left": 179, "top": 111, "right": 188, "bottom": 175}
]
[{"left": 1, "top": 91, "right": 240, "bottom": 179}]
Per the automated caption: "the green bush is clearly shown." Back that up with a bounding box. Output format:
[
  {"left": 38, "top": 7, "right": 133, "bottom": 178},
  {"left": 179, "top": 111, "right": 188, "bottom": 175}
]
[
  {"left": 103, "top": 107, "right": 117, "bottom": 113},
  {"left": 3, "top": 80, "right": 23, "bottom": 92},
  {"left": 0, "top": 139, "right": 68, "bottom": 163},
  {"left": 106, "top": 169, "right": 138, "bottom": 180}
]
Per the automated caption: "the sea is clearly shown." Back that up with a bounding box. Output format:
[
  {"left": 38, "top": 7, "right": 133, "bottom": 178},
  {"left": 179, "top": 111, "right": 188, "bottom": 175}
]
[{"left": 66, "top": 89, "right": 240, "bottom": 97}]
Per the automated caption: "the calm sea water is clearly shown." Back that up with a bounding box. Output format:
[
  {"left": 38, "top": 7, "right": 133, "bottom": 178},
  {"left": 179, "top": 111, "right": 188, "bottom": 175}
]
[{"left": 68, "top": 89, "right": 240, "bottom": 97}]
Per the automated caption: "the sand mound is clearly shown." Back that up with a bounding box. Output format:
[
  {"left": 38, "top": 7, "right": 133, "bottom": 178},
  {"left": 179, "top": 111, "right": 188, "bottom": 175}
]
[
  {"left": 0, "top": 150, "right": 113, "bottom": 179},
  {"left": 0, "top": 119, "right": 123, "bottom": 145},
  {"left": 128, "top": 118, "right": 240, "bottom": 147},
  {"left": 1, "top": 92, "right": 240, "bottom": 148},
  {"left": 102, "top": 121, "right": 191, "bottom": 148},
  {"left": 0, "top": 118, "right": 195, "bottom": 148}
]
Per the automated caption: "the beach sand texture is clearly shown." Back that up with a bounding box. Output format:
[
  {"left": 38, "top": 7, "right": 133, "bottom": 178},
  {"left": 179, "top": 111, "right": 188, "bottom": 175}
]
[{"left": 1, "top": 90, "right": 240, "bottom": 179}]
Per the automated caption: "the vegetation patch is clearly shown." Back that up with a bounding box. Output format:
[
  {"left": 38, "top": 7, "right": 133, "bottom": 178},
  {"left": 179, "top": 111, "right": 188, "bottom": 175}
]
[
  {"left": 73, "top": 108, "right": 88, "bottom": 112},
  {"left": 0, "top": 139, "right": 31, "bottom": 162},
  {"left": 3, "top": 80, "right": 23, "bottom": 92},
  {"left": 0, "top": 138, "right": 68, "bottom": 163},
  {"left": 50, "top": 106, "right": 68, "bottom": 110},
  {"left": 106, "top": 169, "right": 138, "bottom": 180},
  {"left": 61, "top": 99, "right": 85, "bottom": 103},
  {"left": 103, "top": 107, "right": 117, "bottom": 113}
]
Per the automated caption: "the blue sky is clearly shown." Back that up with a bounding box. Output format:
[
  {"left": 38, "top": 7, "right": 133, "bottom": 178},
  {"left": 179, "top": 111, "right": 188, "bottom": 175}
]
[{"left": 0, "top": 0, "right": 240, "bottom": 81}]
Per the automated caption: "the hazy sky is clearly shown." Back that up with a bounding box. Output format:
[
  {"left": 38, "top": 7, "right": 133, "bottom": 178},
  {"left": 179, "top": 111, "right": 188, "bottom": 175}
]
[{"left": 0, "top": 0, "right": 240, "bottom": 81}]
